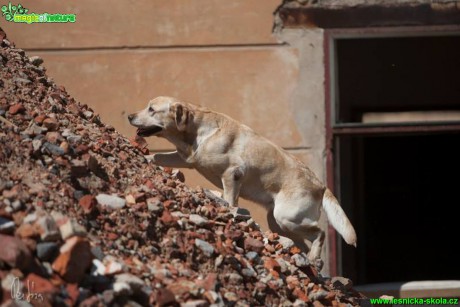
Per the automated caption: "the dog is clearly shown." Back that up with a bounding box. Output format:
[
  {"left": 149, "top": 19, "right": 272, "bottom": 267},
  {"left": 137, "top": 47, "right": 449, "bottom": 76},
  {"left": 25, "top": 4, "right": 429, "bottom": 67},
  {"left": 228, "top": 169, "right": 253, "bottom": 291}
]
[{"left": 128, "top": 96, "right": 357, "bottom": 266}]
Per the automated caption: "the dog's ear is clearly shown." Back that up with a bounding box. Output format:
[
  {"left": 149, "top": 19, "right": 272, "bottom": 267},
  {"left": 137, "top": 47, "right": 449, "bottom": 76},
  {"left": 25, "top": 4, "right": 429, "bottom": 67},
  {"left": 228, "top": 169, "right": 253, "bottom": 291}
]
[{"left": 174, "top": 103, "right": 189, "bottom": 131}]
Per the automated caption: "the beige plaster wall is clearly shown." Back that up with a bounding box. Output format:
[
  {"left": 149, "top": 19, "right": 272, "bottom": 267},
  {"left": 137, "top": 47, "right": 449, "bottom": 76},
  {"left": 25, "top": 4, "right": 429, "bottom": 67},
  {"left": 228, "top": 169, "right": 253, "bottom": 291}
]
[{"left": 1, "top": 0, "right": 280, "bottom": 47}]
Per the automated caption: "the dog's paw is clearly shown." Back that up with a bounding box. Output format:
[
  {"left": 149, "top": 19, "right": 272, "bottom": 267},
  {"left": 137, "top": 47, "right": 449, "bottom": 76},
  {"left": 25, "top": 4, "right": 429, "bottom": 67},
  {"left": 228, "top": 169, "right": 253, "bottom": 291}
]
[{"left": 144, "top": 154, "right": 156, "bottom": 162}]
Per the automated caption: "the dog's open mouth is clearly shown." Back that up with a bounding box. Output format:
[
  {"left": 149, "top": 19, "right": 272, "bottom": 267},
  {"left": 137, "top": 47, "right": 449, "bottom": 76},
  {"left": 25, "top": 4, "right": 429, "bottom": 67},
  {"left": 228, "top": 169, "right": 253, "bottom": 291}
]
[{"left": 136, "top": 126, "right": 163, "bottom": 137}]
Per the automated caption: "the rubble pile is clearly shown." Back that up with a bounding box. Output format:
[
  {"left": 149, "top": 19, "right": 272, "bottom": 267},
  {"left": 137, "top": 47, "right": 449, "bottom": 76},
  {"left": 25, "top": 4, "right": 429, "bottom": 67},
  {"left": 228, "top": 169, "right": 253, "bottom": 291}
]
[{"left": 0, "top": 27, "right": 366, "bottom": 306}]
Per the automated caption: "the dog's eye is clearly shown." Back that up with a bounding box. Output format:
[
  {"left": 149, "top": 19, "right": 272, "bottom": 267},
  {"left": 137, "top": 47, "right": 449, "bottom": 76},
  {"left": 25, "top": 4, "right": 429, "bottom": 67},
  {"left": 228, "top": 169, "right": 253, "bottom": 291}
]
[{"left": 148, "top": 107, "right": 154, "bottom": 113}]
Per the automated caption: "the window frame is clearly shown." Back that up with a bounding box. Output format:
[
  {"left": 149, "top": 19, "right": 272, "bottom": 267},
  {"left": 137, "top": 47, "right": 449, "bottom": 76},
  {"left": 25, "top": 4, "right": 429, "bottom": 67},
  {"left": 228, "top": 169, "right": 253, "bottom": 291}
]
[{"left": 324, "top": 25, "right": 460, "bottom": 277}]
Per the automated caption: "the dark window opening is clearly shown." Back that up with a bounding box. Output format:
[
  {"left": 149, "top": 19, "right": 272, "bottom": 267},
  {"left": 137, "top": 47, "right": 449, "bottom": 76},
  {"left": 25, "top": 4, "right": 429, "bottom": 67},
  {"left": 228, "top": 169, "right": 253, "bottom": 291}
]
[
  {"left": 339, "top": 133, "right": 460, "bottom": 284},
  {"left": 336, "top": 36, "right": 460, "bottom": 124}
]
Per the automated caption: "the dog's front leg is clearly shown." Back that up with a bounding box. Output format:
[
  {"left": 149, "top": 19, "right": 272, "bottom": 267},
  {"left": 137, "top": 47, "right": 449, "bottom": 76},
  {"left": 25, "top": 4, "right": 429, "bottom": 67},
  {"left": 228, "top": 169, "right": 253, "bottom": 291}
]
[
  {"left": 221, "top": 166, "right": 245, "bottom": 206},
  {"left": 146, "top": 151, "right": 192, "bottom": 168}
]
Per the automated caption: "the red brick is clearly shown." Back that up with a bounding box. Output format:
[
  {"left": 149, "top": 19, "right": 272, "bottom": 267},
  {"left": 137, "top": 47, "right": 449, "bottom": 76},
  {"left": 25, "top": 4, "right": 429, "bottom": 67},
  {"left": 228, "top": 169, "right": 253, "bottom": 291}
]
[
  {"left": 52, "top": 237, "right": 92, "bottom": 283},
  {"left": 9, "top": 103, "right": 25, "bottom": 115},
  {"left": 0, "top": 234, "right": 32, "bottom": 270},
  {"left": 79, "top": 195, "right": 97, "bottom": 214}
]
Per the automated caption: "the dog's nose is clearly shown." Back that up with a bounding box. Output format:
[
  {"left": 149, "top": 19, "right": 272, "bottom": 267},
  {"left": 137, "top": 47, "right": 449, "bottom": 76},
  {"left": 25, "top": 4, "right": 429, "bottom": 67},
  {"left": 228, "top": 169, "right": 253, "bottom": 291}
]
[{"left": 128, "top": 113, "right": 135, "bottom": 121}]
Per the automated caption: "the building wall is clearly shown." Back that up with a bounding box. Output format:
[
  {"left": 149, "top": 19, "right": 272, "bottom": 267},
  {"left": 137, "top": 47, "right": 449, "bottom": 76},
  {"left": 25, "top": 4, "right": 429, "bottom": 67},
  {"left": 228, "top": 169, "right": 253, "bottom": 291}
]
[{"left": 2, "top": 0, "right": 330, "bottom": 271}]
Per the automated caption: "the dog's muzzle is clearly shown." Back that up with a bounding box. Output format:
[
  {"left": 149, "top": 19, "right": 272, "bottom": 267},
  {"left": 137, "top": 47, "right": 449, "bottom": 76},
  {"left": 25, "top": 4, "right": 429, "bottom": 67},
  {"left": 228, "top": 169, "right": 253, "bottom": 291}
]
[
  {"left": 128, "top": 113, "right": 163, "bottom": 137},
  {"left": 136, "top": 126, "right": 163, "bottom": 137}
]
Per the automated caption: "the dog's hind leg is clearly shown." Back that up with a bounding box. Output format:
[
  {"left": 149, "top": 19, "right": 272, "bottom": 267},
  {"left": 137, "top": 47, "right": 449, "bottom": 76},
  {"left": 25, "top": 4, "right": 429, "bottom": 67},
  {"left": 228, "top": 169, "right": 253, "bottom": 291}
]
[
  {"left": 305, "top": 227, "right": 325, "bottom": 270},
  {"left": 221, "top": 165, "right": 245, "bottom": 206},
  {"left": 273, "top": 191, "right": 325, "bottom": 269}
]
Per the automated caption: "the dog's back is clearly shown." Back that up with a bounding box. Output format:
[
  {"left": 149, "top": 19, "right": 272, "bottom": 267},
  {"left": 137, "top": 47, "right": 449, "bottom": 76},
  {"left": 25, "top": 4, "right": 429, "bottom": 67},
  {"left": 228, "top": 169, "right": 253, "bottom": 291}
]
[{"left": 198, "top": 107, "right": 357, "bottom": 251}]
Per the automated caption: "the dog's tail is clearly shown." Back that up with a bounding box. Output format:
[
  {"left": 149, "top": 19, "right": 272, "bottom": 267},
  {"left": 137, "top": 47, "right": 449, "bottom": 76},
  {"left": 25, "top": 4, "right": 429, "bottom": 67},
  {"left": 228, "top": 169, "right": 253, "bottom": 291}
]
[{"left": 322, "top": 188, "right": 357, "bottom": 247}]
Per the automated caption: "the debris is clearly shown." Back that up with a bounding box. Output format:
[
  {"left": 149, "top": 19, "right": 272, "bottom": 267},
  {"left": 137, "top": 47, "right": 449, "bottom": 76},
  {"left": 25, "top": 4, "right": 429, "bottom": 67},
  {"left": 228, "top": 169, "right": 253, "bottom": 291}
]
[
  {"left": 52, "top": 236, "right": 92, "bottom": 283},
  {"left": 96, "top": 194, "right": 126, "bottom": 210},
  {"left": 0, "top": 234, "right": 32, "bottom": 270},
  {"left": 195, "top": 239, "right": 215, "bottom": 257}
]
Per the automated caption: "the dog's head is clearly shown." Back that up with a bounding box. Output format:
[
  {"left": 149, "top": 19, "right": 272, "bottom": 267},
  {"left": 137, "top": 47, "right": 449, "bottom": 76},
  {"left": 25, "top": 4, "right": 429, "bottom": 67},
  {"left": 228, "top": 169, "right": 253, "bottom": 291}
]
[{"left": 128, "top": 96, "right": 192, "bottom": 137}]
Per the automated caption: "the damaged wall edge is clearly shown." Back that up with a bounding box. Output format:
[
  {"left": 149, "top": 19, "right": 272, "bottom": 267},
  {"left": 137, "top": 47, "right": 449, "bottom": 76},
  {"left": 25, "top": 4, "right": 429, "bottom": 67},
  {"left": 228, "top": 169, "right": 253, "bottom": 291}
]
[{"left": 274, "top": 2, "right": 460, "bottom": 29}]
